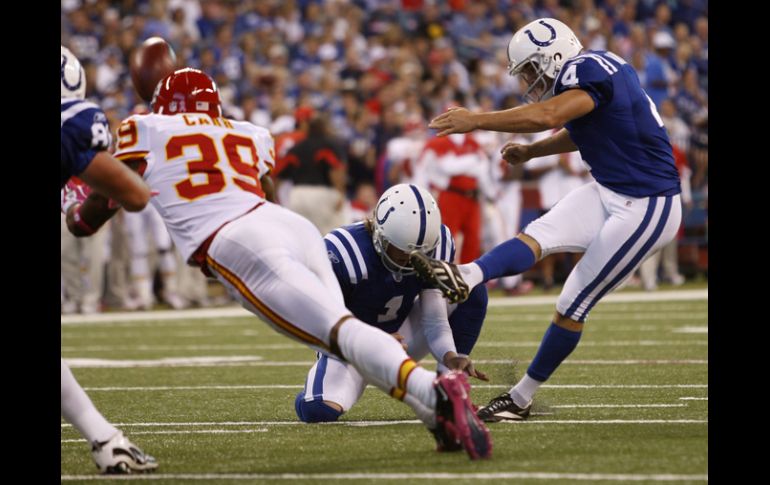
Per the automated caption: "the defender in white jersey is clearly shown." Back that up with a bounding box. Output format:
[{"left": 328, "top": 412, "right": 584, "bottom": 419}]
[
  {"left": 112, "top": 103, "right": 277, "bottom": 264},
  {"left": 67, "top": 68, "right": 491, "bottom": 460}
]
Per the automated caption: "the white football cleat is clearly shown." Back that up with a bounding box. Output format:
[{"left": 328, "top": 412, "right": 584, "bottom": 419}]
[
  {"left": 162, "top": 291, "right": 188, "bottom": 310},
  {"left": 91, "top": 431, "right": 158, "bottom": 474}
]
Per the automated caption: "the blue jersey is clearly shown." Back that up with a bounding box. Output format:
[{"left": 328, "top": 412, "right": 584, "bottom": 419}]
[
  {"left": 60, "top": 99, "right": 112, "bottom": 188},
  {"left": 325, "top": 222, "right": 456, "bottom": 334},
  {"left": 553, "top": 50, "right": 681, "bottom": 198}
]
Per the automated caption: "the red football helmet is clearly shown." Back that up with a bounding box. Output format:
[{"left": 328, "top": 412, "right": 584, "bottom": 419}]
[{"left": 151, "top": 68, "right": 222, "bottom": 117}]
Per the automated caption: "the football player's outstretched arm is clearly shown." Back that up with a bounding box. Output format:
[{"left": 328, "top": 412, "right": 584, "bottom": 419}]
[
  {"left": 66, "top": 157, "right": 149, "bottom": 237},
  {"left": 78, "top": 151, "right": 150, "bottom": 212},
  {"left": 430, "top": 89, "right": 595, "bottom": 136},
  {"left": 419, "top": 289, "right": 489, "bottom": 381}
]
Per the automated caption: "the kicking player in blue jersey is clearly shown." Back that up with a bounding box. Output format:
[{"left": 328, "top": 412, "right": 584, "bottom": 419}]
[
  {"left": 415, "top": 18, "right": 683, "bottom": 422},
  {"left": 295, "top": 183, "right": 489, "bottom": 450},
  {"left": 61, "top": 45, "right": 158, "bottom": 473}
]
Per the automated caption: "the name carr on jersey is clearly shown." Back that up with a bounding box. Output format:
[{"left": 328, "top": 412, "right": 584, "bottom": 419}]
[{"left": 182, "top": 113, "right": 234, "bottom": 129}]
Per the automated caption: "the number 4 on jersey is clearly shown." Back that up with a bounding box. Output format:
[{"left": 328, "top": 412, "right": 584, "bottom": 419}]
[{"left": 561, "top": 64, "right": 579, "bottom": 87}]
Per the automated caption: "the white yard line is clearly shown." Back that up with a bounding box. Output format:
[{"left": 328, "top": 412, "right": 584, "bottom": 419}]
[
  {"left": 60, "top": 472, "right": 708, "bottom": 481},
  {"left": 62, "top": 343, "right": 304, "bottom": 352},
  {"left": 61, "top": 340, "right": 707, "bottom": 352},
  {"left": 83, "top": 383, "right": 707, "bottom": 391},
  {"left": 485, "top": 313, "right": 707, "bottom": 322},
  {"left": 477, "top": 340, "right": 707, "bottom": 347},
  {"left": 64, "top": 357, "right": 707, "bottom": 368},
  {"left": 64, "top": 356, "right": 264, "bottom": 368},
  {"left": 61, "top": 419, "right": 706, "bottom": 429},
  {"left": 672, "top": 326, "right": 708, "bottom": 334},
  {"left": 62, "top": 429, "right": 268, "bottom": 443},
  {"left": 474, "top": 360, "right": 707, "bottom": 365},
  {"left": 61, "top": 290, "right": 707, "bottom": 325},
  {"left": 550, "top": 404, "right": 687, "bottom": 408},
  {"left": 503, "top": 420, "right": 706, "bottom": 424},
  {"left": 84, "top": 385, "right": 304, "bottom": 391},
  {"left": 62, "top": 307, "right": 255, "bottom": 325},
  {"left": 541, "top": 384, "right": 707, "bottom": 389},
  {"left": 679, "top": 397, "right": 708, "bottom": 401},
  {"left": 62, "top": 420, "right": 424, "bottom": 428},
  {"left": 486, "top": 290, "right": 707, "bottom": 307}
]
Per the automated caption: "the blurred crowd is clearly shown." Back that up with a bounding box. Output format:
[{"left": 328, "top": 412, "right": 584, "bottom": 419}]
[{"left": 61, "top": 0, "right": 708, "bottom": 313}]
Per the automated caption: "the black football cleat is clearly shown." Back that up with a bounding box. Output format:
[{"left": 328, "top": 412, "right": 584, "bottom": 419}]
[
  {"left": 477, "top": 392, "right": 532, "bottom": 422},
  {"left": 410, "top": 251, "right": 470, "bottom": 304}
]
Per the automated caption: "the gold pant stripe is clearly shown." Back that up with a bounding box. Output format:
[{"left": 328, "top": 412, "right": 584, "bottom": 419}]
[{"left": 206, "top": 255, "right": 329, "bottom": 351}]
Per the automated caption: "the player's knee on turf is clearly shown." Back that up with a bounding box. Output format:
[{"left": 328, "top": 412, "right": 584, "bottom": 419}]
[{"left": 294, "top": 392, "right": 344, "bottom": 423}]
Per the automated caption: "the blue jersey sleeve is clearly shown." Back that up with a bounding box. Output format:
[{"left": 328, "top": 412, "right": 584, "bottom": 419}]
[
  {"left": 61, "top": 101, "right": 112, "bottom": 180},
  {"left": 324, "top": 238, "right": 353, "bottom": 297},
  {"left": 554, "top": 55, "right": 615, "bottom": 108},
  {"left": 448, "top": 284, "right": 488, "bottom": 355}
]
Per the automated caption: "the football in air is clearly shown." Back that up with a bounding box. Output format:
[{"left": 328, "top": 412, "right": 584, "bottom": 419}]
[{"left": 130, "top": 37, "right": 177, "bottom": 102}]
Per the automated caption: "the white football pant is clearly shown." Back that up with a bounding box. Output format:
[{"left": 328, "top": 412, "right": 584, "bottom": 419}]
[{"left": 524, "top": 181, "right": 682, "bottom": 322}]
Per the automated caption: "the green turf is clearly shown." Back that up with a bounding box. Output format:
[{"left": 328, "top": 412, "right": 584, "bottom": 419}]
[{"left": 61, "top": 294, "right": 707, "bottom": 483}]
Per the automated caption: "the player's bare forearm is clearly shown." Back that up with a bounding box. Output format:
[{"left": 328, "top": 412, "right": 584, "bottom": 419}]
[
  {"left": 477, "top": 90, "right": 595, "bottom": 133},
  {"left": 65, "top": 192, "right": 119, "bottom": 237},
  {"left": 529, "top": 129, "right": 579, "bottom": 158},
  {"left": 79, "top": 151, "right": 150, "bottom": 212},
  {"left": 472, "top": 104, "right": 558, "bottom": 133}
]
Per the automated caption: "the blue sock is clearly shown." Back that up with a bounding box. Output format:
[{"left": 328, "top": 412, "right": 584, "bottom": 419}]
[
  {"left": 527, "top": 323, "right": 582, "bottom": 382},
  {"left": 449, "top": 285, "right": 488, "bottom": 355},
  {"left": 294, "top": 392, "right": 343, "bottom": 423},
  {"left": 475, "top": 238, "right": 536, "bottom": 282}
]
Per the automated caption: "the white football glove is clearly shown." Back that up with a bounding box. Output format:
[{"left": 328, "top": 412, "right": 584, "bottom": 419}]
[{"left": 61, "top": 179, "right": 92, "bottom": 213}]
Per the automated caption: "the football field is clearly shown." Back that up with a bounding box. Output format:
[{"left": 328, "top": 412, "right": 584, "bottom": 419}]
[{"left": 61, "top": 288, "right": 707, "bottom": 483}]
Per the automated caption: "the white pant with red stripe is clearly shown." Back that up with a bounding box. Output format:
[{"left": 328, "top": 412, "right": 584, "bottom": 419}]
[
  {"left": 206, "top": 202, "right": 345, "bottom": 349},
  {"left": 203, "top": 202, "right": 438, "bottom": 415},
  {"left": 523, "top": 182, "right": 682, "bottom": 322},
  {"left": 299, "top": 295, "right": 449, "bottom": 412}
]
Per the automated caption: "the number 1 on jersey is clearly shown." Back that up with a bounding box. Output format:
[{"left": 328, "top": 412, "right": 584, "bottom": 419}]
[{"left": 378, "top": 295, "right": 404, "bottom": 323}]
